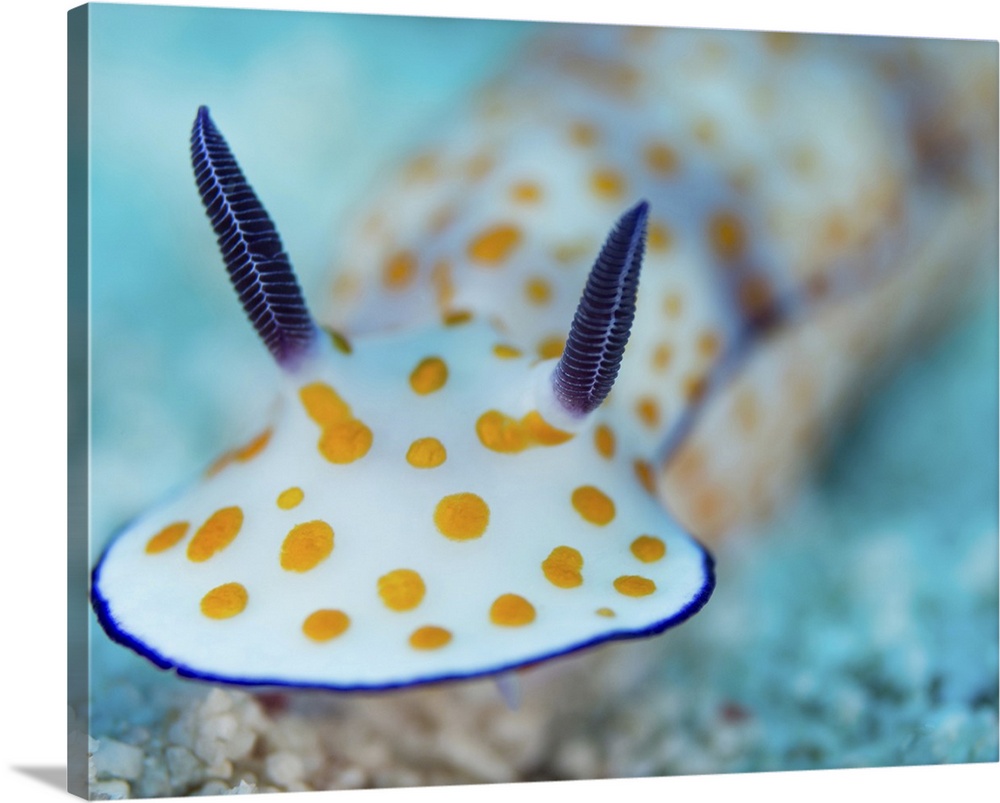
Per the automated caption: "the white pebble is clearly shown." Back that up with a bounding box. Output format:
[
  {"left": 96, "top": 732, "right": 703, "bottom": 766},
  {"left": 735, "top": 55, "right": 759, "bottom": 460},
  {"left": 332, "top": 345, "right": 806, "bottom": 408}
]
[
  {"left": 224, "top": 778, "right": 259, "bottom": 795},
  {"left": 90, "top": 779, "right": 131, "bottom": 800},
  {"left": 201, "top": 688, "right": 234, "bottom": 716},
  {"left": 196, "top": 779, "right": 232, "bottom": 796},
  {"left": 91, "top": 737, "right": 145, "bottom": 781},
  {"left": 265, "top": 750, "right": 306, "bottom": 787},
  {"left": 166, "top": 744, "right": 205, "bottom": 790},
  {"left": 554, "top": 739, "right": 599, "bottom": 778},
  {"left": 135, "top": 755, "right": 171, "bottom": 799},
  {"left": 436, "top": 735, "right": 513, "bottom": 783},
  {"left": 332, "top": 766, "right": 367, "bottom": 789}
]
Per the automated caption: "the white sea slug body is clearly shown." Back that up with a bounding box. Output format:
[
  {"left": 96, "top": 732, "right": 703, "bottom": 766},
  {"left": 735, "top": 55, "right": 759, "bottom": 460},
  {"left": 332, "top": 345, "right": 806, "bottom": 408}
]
[{"left": 92, "top": 26, "right": 997, "bottom": 691}]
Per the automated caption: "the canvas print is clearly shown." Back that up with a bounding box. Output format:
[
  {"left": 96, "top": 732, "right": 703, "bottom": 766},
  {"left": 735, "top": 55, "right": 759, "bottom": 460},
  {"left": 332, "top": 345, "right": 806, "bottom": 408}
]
[{"left": 69, "top": 3, "right": 998, "bottom": 799}]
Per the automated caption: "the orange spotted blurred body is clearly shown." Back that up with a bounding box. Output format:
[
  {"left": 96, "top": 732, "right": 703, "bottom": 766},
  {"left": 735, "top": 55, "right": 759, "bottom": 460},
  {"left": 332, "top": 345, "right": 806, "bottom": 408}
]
[{"left": 326, "top": 27, "right": 997, "bottom": 542}]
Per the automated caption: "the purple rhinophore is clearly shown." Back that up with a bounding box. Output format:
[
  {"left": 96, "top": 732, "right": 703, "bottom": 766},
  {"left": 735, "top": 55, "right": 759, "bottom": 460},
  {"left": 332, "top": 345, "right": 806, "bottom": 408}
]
[
  {"left": 551, "top": 200, "right": 649, "bottom": 417},
  {"left": 190, "top": 106, "right": 316, "bottom": 368}
]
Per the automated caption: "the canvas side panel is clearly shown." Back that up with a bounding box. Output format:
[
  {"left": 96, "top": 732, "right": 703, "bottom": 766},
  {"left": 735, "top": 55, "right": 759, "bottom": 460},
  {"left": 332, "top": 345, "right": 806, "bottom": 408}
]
[{"left": 67, "top": 4, "right": 90, "bottom": 800}]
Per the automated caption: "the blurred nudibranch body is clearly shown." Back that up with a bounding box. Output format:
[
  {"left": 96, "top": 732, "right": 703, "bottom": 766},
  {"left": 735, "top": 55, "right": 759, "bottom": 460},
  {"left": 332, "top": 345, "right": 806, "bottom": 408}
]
[{"left": 92, "top": 26, "right": 997, "bottom": 692}]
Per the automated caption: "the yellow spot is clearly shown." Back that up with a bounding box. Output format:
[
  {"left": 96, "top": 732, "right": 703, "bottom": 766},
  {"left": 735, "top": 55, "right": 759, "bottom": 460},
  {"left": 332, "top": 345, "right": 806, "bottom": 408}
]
[
  {"left": 466, "top": 152, "right": 494, "bottom": 181},
  {"left": 636, "top": 396, "right": 661, "bottom": 428},
  {"left": 200, "top": 582, "right": 248, "bottom": 619},
  {"left": 443, "top": 309, "right": 473, "bottom": 326},
  {"left": 700, "top": 39, "right": 730, "bottom": 65},
  {"left": 409, "top": 625, "right": 452, "bottom": 650},
  {"left": 522, "top": 411, "right": 573, "bottom": 445},
  {"left": 234, "top": 429, "right": 271, "bottom": 462},
  {"left": 648, "top": 222, "right": 674, "bottom": 252},
  {"left": 430, "top": 259, "right": 455, "bottom": 309},
  {"left": 434, "top": 492, "right": 490, "bottom": 541},
  {"left": 625, "top": 25, "right": 656, "bottom": 45},
  {"left": 511, "top": 181, "right": 542, "bottom": 203},
  {"left": 542, "top": 546, "right": 583, "bottom": 589},
  {"left": 324, "top": 327, "right": 353, "bottom": 354},
  {"left": 645, "top": 142, "right": 679, "bottom": 175},
  {"left": 692, "top": 485, "right": 731, "bottom": 533},
  {"left": 694, "top": 118, "right": 718, "bottom": 146},
  {"left": 734, "top": 388, "right": 760, "bottom": 433},
  {"left": 468, "top": 224, "right": 521, "bottom": 265},
  {"left": 478, "top": 95, "right": 508, "bottom": 120},
  {"left": 764, "top": 31, "right": 799, "bottom": 53},
  {"left": 205, "top": 450, "right": 234, "bottom": 477},
  {"left": 280, "top": 520, "right": 334, "bottom": 572},
  {"left": 302, "top": 609, "right": 350, "bottom": 642},
  {"left": 378, "top": 569, "right": 426, "bottom": 612},
  {"left": 630, "top": 535, "right": 666, "bottom": 563},
  {"left": 571, "top": 485, "right": 616, "bottom": 526},
  {"left": 477, "top": 410, "right": 572, "bottom": 452},
  {"left": 205, "top": 430, "right": 272, "bottom": 476},
  {"left": 560, "top": 54, "right": 640, "bottom": 96},
  {"left": 145, "top": 521, "right": 189, "bottom": 554},
  {"left": 403, "top": 152, "right": 438, "bottom": 181},
  {"left": 331, "top": 272, "right": 361, "bottom": 303},
  {"left": 406, "top": 437, "right": 447, "bottom": 468},
  {"left": 524, "top": 276, "right": 553, "bottom": 306},
  {"left": 634, "top": 459, "right": 657, "bottom": 495},
  {"left": 669, "top": 444, "right": 705, "bottom": 486},
  {"left": 596, "top": 607, "right": 616, "bottom": 618},
  {"left": 277, "top": 487, "right": 304, "bottom": 510},
  {"left": 490, "top": 593, "right": 536, "bottom": 626},
  {"left": 476, "top": 410, "right": 529, "bottom": 453},
  {"left": 652, "top": 342, "right": 673, "bottom": 372},
  {"left": 682, "top": 374, "right": 708, "bottom": 404},
  {"left": 537, "top": 335, "right": 565, "bottom": 360},
  {"left": 553, "top": 240, "right": 593, "bottom": 264},
  {"left": 824, "top": 213, "right": 851, "bottom": 246},
  {"left": 317, "top": 419, "right": 373, "bottom": 464},
  {"left": 788, "top": 369, "right": 817, "bottom": 410},
  {"left": 187, "top": 507, "right": 243, "bottom": 563},
  {"left": 382, "top": 250, "right": 417, "bottom": 290},
  {"left": 362, "top": 211, "right": 383, "bottom": 234},
  {"left": 709, "top": 211, "right": 747, "bottom": 261},
  {"left": 492, "top": 343, "right": 522, "bottom": 359},
  {"left": 791, "top": 146, "right": 819, "bottom": 178},
  {"left": 591, "top": 168, "right": 626, "bottom": 200},
  {"left": 569, "top": 121, "right": 599, "bottom": 146},
  {"left": 614, "top": 575, "right": 656, "bottom": 597},
  {"left": 409, "top": 356, "right": 448, "bottom": 395},
  {"left": 663, "top": 293, "right": 683, "bottom": 318},
  {"left": 594, "top": 424, "right": 615, "bottom": 459},
  {"left": 300, "top": 382, "right": 352, "bottom": 427},
  {"left": 697, "top": 331, "right": 721, "bottom": 359}
]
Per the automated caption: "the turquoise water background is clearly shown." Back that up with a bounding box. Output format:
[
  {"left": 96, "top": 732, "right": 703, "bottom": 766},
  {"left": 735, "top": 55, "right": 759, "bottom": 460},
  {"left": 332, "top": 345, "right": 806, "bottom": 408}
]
[{"left": 83, "top": 2, "right": 998, "bottom": 780}]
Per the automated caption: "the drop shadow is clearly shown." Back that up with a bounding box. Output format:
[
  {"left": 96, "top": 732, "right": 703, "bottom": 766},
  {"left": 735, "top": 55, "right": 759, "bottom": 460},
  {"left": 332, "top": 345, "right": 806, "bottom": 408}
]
[{"left": 11, "top": 766, "right": 66, "bottom": 792}]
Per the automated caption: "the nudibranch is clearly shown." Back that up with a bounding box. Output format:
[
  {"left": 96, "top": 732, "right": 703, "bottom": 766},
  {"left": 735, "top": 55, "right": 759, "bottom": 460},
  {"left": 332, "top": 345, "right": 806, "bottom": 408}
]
[{"left": 91, "top": 107, "right": 714, "bottom": 690}]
